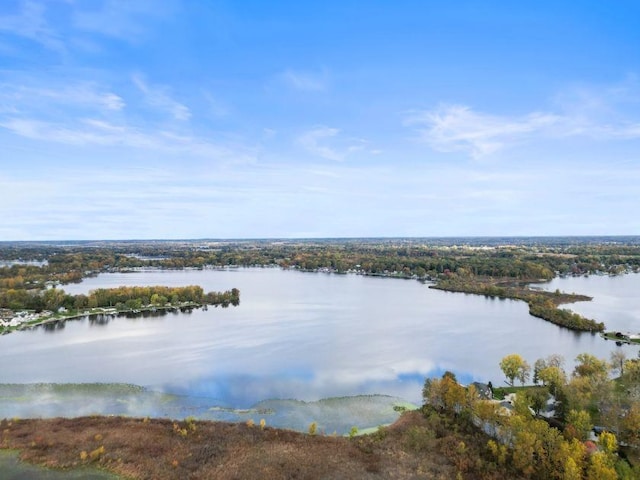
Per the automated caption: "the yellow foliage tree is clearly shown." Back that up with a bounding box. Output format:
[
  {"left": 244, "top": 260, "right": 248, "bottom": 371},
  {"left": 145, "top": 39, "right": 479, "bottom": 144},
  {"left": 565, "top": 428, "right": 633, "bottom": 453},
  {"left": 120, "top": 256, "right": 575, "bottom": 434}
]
[
  {"left": 563, "top": 457, "right": 582, "bottom": 480},
  {"left": 586, "top": 452, "right": 617, "bottom": 480},
  {"left": 500, "top": 354, "right": 530, "bottom": 386}
]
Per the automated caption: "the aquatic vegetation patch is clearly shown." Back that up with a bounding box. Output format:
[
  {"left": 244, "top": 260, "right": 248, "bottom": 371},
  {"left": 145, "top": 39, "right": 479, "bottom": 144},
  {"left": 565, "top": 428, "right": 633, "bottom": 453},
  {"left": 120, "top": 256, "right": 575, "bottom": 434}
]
[
  {"left": 0, "top": 450, "right": 120, "bottom": 479},
  {"left": 0, "top": 384, "right": 415, "bottom": 435}
]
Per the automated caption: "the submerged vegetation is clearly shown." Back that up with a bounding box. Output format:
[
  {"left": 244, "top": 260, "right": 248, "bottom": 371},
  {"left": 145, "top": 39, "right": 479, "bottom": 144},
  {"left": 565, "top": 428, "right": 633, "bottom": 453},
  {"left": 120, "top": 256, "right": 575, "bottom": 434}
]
[
  {"left": 2, "top": 238, "right": 640, "bottom": 477},
  {"left": 3, "top": 351, "right": 640, "bottom": 479}
]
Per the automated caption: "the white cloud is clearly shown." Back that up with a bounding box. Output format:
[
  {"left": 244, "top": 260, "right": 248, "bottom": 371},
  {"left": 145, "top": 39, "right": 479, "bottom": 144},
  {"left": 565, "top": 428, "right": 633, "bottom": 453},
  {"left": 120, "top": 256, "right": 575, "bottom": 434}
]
[
  {"left": 407, "top": 99, "right": 640, "bottom": 158},
  {"left": 297, "top": 126, "right": 344, "bottom": 161},
  {"left": 297, "top": 126, "right": 374, "bottom": 161},
  {"left": 280, "top": 69, "right": 328, "bottom": 92},
  {"left": 101, "top": 93, "right": 126, "bottom": 111},
  {"left": 0, "top": 0, "right": 175, "bottom": 59},
  {"left": 0, "top": 0, "right": 65, "bottom": 52},
  {"left": 0, "top": 84, "right": 125, "bottom": 112},
  {"left": 0, "top": 117, "right": 252, "bottom": 161},
  {"left": 72, "top": 0, "right": 173, "bottom": 41},
  {"left": 407, "top": 79, "right": 640, "bottom": 158},
  {"left": 133, "top": 74, "right": 191, "bottom": 121},
  {"left": 0, "top": 75, "right": 257, "bottom": 164},
  {"left": 405, "top": 104, "right": 560, "bottom": 158},
  {"left": 1, "top": 118, "right": 132, "bottom": 146}
]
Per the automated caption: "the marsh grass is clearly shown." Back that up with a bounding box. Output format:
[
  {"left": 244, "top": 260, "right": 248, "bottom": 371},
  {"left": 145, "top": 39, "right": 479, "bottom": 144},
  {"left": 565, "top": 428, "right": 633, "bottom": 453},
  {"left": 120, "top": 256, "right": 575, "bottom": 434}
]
[{"left": 0, "top": 411, "right": 526, "bottom": 479}]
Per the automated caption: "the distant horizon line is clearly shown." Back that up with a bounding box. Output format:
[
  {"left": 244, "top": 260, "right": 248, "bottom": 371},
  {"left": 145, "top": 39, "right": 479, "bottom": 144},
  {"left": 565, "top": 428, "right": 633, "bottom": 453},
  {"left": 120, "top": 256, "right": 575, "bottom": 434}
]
[{"left": 2, "top": 234, "right": 640, "bottom": 244}]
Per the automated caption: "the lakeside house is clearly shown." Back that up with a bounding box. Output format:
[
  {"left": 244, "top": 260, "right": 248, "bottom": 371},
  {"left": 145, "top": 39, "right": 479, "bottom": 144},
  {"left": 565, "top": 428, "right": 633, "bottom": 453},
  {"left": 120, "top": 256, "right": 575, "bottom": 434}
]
[
  {"left": 0, "top": 310, "right": 53, "bottom": 329},
  {"left": 471, "top": 381, "right": 493, "bottom": 400}
]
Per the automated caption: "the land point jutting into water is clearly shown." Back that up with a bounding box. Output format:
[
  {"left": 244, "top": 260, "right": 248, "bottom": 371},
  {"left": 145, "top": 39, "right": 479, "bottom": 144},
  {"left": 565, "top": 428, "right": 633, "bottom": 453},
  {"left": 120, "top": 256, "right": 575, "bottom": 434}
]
[
  {"left": 2, "top": 237, "right": 640, "bottom": 479},
  {"left": 1, "top": 236, "right": 639, "bottom": 334},
  {"left": 0, "top": 284, "right": 240, "bottom": 334}
]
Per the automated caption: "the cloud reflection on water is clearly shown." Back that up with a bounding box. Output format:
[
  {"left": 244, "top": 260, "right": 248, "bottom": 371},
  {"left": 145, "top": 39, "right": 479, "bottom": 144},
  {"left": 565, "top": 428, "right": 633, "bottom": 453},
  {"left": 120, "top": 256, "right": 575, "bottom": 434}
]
[{"left": 0, "top": 268, "right": 632, "bottom": 428}]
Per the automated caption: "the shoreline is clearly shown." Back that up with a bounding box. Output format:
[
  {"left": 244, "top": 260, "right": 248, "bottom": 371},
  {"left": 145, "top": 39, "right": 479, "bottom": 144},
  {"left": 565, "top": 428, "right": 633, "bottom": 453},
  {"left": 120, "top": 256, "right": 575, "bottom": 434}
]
[
  {"left": 1, "top": 302, "right": 209, "bottom": 335},
  {"left": 429, "top": 277, "right": 604, "bottom": 332},
  {"left": 0, "top": 383, "right": 416, "bottom": 436},
  {"left": 602, "top": 331, "right": 640, "bottom": 345}
]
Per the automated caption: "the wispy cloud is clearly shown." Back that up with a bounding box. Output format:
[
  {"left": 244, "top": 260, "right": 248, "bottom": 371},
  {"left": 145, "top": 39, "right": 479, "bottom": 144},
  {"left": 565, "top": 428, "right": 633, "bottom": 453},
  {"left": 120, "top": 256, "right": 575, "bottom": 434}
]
[
  {"left": 0, "top": 117, "right": 252, "bottom": 161},
  {"left": 0, "top": 83, "right": 125, "bottom": 112},
  {"left": 0, "top": 0, "right": 174, "bottom": 60},
  {"left": 407, "top": 81, "right": 640, "bottom": 158},
  {"left": 72, "top": 0, "right": 174, "bottom": 42},
  {"left": 298, "top": 126, "right": 342, "bottom": 160},
  {"left": 405, "top": 104, "right": 560, "bottom": 158},
  {"left": 0, "top": 0, "right": 64, "bottom": 52},
  {"left": 0, "top": 76, "right": 257, "bottom": 163},
  {"left": 133, "top": 74, "right": 191, "bottom": 121},
  {"left": 280, "top": 69, "right": 329, "bottom": 92},
  {"left": 297, "top": 126, "right": 367, "bottom": 161}
]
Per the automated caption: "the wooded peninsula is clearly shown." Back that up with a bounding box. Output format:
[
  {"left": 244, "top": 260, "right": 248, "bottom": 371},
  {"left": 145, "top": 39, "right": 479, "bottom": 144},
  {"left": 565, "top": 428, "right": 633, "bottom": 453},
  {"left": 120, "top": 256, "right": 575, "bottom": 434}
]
[
  {"left": 2, "top": 236, "right": 639, "bottom": 334},
  {"left": 2, "top": 237, "right": 640, "bottom": 479}
]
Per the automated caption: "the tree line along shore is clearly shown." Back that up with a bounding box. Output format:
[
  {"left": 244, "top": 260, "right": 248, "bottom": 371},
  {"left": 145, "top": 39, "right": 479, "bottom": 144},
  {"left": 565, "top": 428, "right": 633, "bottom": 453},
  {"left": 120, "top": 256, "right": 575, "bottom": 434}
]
[
  {"left": 3, "top": 238, "right": 638, "bottom": 333},
  {"left": 0, "top": 285, "right": 239, "bottom": 334}
]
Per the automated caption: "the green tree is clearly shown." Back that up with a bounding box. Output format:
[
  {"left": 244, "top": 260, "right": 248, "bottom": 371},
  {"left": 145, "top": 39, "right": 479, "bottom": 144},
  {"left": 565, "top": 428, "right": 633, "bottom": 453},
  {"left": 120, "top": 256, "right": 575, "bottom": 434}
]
[{"left": 527, "top": 388, "right": 549, "bottom": 415}]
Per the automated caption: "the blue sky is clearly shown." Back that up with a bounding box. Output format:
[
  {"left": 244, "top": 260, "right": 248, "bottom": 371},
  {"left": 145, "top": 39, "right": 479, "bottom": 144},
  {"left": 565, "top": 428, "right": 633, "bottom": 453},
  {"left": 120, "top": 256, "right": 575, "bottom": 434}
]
[{"left": 1, "top": 0, "right": 639, "bottom": 240}]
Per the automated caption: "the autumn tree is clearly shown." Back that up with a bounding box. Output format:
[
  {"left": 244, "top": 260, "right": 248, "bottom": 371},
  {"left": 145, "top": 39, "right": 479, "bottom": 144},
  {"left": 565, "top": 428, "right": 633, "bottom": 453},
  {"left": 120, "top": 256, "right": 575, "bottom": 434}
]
[
  {"left": 534, "top": 354, "right": 564, "bottom": 384},
  {"left": 565, "top": 409, "right": 592, "bottom": 441},
  {"left": 573, "top": 353, "right": 609, "bottom": 380},
  {"left": 610, "top": 350, "right": 627, "bottom": 377},
  {"left": 500, "top": 354, "right": 530, "bottom": 386},
  {"left": 422, "top": 372, "right": 467, "bottom": 415},
  {"left": 43, "top": 287, "right": 66, "bottom": 311},
  {"left": 619, "top": 402, "right": 640, "bottom": 449},
  {"left": 537, "top": 365, "right": 566, "bottom": 396}
]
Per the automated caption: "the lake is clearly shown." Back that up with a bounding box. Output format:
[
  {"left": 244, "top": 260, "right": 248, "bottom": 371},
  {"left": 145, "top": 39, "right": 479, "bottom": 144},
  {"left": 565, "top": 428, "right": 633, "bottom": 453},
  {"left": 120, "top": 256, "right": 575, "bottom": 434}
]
[
  {"left": 535, "top": 273, "right": 640, "bottom": 333},
  {"left": 0, "top": 268, "right": 636, "bottom": 431}
]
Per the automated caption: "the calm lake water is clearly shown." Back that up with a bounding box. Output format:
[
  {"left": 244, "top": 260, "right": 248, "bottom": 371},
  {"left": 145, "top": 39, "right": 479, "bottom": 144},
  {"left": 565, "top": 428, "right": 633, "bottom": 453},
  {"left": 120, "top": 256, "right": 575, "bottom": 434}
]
[
  {"left": 1, "top": 268, "right": 634, "bottom": 410},
  {"left": 536, "top": 273, "right": 640, "bottom": 333}
]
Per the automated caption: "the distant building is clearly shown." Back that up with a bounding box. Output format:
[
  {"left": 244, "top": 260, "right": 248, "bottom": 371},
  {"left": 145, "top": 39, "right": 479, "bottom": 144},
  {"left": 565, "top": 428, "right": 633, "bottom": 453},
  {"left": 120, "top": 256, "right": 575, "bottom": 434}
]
[{"left": 471, "top": 381, "right": 493, "bottom": 400}]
